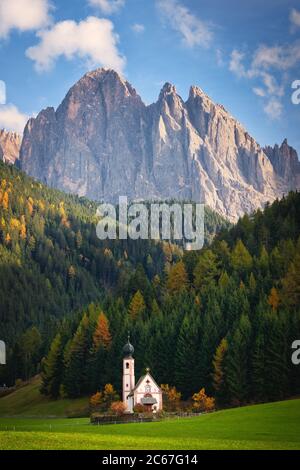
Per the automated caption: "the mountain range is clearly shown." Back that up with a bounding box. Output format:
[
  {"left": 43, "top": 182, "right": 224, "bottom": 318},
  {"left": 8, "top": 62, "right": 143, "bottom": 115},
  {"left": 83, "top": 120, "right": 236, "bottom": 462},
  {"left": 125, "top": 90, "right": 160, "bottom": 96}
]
[{"left": 5, "top": 68, "right": 299, "bottom": 221}]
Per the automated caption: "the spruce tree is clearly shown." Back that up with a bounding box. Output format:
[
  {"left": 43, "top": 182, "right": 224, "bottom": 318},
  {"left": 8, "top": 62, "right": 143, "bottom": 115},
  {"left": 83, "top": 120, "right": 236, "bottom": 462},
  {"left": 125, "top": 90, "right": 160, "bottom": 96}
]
[{"left": 41, "top": 333, "right": 64, "bottom": 399}]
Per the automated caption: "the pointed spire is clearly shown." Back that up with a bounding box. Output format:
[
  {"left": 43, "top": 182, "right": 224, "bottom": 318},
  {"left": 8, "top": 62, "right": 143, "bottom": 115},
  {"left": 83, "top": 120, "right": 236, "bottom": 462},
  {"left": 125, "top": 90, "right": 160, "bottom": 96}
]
[{"left": 159, "top": 82, "right": 177, "bottom": 100}]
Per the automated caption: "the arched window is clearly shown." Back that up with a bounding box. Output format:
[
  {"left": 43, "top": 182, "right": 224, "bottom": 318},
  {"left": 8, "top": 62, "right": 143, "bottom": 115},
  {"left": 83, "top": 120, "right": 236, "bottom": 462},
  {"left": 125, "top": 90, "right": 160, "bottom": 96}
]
[{"left": 126, "top": 362, "right": 129, "bottom": 369}]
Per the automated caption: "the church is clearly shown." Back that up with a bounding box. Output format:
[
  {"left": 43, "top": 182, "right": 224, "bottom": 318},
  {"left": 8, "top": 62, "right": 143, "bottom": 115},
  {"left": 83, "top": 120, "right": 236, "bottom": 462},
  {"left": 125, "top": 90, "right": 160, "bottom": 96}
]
[{"left": 122, "top": 337, "right": 163, "bottom": 413}]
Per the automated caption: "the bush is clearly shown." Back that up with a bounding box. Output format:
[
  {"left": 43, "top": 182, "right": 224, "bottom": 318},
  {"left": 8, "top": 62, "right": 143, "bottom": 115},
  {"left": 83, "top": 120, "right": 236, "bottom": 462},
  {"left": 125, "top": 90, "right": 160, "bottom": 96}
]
[
  {"left": 133, "top": 403, "right": 148, "bottom": 414},
  {"left": 192, "top": 388, "right": 215, "bottom": 412},
  {"left": 110, "top": 401, "right": 127, "bottom": 416},
  {"left": 161, "top": 384, "right": 181, "bottom": 412}
]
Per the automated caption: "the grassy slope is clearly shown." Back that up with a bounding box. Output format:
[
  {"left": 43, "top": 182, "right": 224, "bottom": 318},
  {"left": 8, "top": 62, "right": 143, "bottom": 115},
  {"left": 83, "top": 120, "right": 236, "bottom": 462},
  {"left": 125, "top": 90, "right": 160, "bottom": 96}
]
[
  {"left": 0, "top": 399, "right": 300, "bottom": 450},
  {"left": 0, "top": 376, "right": 89, "bottom": 418}
]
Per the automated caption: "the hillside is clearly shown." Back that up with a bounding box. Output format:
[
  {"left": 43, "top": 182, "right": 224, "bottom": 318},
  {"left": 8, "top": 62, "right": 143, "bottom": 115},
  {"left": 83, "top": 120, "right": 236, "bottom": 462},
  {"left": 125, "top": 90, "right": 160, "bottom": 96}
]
[
  {"left": 0, "top": 399, "right": 300, "bottom": 450},
  {"left": 0, "top": 161, "right": 300, "bottom": 407},
  {"left": 0, "top": 376, "right": 88, "bottom": 418},
  {"left": 0, "top": 161, "right": 228, "bottom": 385},
  {"left": 32, "top": 193, "right": 300, "bottom": 406}
]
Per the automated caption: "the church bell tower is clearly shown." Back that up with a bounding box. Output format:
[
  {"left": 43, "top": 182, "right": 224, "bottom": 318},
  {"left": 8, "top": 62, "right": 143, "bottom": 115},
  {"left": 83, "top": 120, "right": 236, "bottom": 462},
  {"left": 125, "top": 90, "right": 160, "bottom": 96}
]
[{"left": 122, "top": 335, "right": 135, "bottom": 413}]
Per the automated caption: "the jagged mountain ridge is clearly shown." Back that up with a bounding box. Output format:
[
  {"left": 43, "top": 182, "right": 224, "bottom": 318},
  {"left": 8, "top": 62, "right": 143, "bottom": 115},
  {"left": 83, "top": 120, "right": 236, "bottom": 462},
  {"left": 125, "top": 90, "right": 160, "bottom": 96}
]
[
  {"left": 0, "top": 129, "right": 21, "bottom": 165},
  {"left": 19, "top": 68, "right": 299, "bottom": 221}
]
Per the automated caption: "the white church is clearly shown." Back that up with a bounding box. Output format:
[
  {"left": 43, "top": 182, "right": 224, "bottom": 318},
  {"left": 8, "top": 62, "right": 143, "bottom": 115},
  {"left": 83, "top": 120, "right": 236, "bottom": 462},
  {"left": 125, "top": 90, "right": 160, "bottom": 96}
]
[{"left": 122, "top": 337, "right": 163, "bottom": 413}]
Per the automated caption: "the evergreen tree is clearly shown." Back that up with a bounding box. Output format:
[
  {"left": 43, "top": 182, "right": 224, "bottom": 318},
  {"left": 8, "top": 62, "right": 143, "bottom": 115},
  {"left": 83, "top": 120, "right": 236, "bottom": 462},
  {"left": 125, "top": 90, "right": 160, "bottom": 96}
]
[
  {"left": 63, "top": 314, "right": 91, "bottom": 398},
  {"left": 226, "top": 315, "right": 251, "bottom": 404},
  {"left": 231, "top": 240, "right": 253, "bottom": 274},
  {"left": 41, "top": 333, "right": 64, "bottom": 399},
  {"left": 174, "top": 314, "right": 200, "bottom": 398}
]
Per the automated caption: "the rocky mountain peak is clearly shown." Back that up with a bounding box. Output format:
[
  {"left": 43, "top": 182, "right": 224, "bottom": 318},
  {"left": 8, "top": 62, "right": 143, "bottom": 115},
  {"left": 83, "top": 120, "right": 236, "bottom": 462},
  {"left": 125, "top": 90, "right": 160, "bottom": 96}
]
[
  {"left": 19, "top": 68, "right": 300, "bottom": 221},
  {"left": 160, "top": 82, "right": 177, "bottom": 95},
  {"left": 264, "top": 139, "right": 300, "bottom": 189},
  {"left": 0, "top": 129, "right": 21, "bottom": 164}
]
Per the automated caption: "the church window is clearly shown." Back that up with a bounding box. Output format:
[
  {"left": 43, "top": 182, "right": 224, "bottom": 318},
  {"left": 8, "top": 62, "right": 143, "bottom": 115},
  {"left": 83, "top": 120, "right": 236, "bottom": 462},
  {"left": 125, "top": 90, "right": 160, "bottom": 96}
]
[
  {"left": 145, "top": 384, "right": 151, "bottom": 393},
  {"left": 126, "top": 362, "right": 129, "bottom": 369}
]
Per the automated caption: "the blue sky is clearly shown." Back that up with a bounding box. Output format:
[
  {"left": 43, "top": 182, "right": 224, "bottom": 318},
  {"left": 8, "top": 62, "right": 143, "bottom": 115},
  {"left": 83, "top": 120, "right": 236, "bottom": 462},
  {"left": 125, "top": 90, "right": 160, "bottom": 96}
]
[{"left": 0, "top": 0, "right": 300, "bottom": 154}]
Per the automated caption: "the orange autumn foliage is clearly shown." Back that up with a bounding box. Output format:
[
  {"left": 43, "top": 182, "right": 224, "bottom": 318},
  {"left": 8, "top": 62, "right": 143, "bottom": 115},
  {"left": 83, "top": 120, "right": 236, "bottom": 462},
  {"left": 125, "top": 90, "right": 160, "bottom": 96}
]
[{"left": 93, "top": 312, "right": 112, "bottom": 350}]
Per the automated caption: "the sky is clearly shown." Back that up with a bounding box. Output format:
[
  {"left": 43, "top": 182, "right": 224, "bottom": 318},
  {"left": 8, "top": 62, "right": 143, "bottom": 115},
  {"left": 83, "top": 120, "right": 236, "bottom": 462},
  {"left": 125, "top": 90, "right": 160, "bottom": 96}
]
[{"left": 0, "top": 0, "right": 300, "bottom": 154}]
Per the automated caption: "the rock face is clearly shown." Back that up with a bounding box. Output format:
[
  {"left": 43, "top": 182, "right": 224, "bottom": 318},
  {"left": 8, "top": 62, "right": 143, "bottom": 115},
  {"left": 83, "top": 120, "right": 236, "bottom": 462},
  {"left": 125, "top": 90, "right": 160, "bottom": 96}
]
[
  {"left": 0, "top": 129, "right": 21, "bottom": 164},
  {"left": 19, "top": 68, "right": 300, "bottom": 221},
  {"left": 264, "top": 139, "right": 300, "bottom": 190}
]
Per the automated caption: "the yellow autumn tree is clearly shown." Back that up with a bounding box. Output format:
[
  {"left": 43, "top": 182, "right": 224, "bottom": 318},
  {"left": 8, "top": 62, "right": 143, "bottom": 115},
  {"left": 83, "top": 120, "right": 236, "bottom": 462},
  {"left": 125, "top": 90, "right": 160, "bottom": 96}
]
[
  {"left": 212, "top": 338, "right": 228, "bottom": 396},
  {"left": 192, "top": 388, "right": 215, "bottom": 412},
  {"left": 166, "top": 261, "right": 189, "bottom": 294},
  {"left": 2, "top": 191, "right": 9, "bottom": 210},
  {"left": 90, "top": 391, "right": 103, "bottom": 410},
  {"left": 161, "top": 384, "right": 181, "bottom": 411},
  {"left": 68, "top": 265, "right": 76, "bottom": 279},
  {"left": 128, "top": 290, "right": 146, "bottom": 319},
  {"left": 268, "top": 287, "right": 280, "bottom": 311},
  {"left": 27, "top": 197, "right": 34, "bottom": 215},
  {"left": 103, "top": 384, "right": 119, "bottom": 409},
  {"left": 93, "top": 312, "right": 112, "bottom": 350}
]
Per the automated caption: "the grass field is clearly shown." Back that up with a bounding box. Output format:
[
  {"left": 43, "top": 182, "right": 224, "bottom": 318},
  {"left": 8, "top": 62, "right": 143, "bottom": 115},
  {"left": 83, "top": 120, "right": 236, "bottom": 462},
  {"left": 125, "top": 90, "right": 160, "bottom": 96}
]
[
  {"left": 0, "top": 399, "right": 300, "bottom": 450},
  {"left": 0, "top": 376, "right": 89, "bottom": 418}
]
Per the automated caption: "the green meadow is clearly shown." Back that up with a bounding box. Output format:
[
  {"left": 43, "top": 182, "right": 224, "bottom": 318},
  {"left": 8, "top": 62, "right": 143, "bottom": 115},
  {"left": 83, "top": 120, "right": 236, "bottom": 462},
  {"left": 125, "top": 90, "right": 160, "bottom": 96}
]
[{"left": 0, "top": 398, "right": 300, "bottom": 450}]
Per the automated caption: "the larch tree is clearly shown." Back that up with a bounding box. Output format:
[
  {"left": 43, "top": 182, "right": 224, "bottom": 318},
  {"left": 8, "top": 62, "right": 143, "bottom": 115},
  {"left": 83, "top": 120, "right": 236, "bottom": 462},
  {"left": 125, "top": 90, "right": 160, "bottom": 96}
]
[
  {"left": 166, "top": 260, "right": 189, "bottom": 294},
  {"left": 93, "top": 312, "right": 112, "bottom": 351},
  {"left": 128, "top": 291, "right": 146, "bottom": 319},
  {"left": 212, "top": 338, "right": 228, "bottom": 402}
]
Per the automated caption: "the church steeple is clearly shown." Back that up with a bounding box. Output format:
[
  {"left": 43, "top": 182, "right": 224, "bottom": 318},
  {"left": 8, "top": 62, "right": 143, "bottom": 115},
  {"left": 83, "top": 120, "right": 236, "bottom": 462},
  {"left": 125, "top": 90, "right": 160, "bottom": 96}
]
[
  {"left": 122, "top": 334, "right": 135, "bottom": 413},
  {"left": 123, "top": 333, "right": 134, "bottom": 358}
]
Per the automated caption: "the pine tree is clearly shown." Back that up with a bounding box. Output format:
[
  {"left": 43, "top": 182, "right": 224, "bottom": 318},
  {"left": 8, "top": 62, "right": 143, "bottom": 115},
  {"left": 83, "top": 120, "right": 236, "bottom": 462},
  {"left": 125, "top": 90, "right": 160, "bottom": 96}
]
[
  {"left": 225, "top": 315, "right": 251, "bottom": 404},
  {"left": 174, "top": 314, "right": 200, "bottom": 399},
  {"left": 251, "top": 331, "right": 265, "bottom": 402},
  {"left": 63, "top": 314, "right": 91, "bottom": 398},
  {"left": 231, "top": 240, "right": 253, "bottom": 273},
  {"left": 41, "top": 334, "right": 64, "bottom": 399},
  {"left": 281, "top": 254, "right": 300, "bottom": 309}
]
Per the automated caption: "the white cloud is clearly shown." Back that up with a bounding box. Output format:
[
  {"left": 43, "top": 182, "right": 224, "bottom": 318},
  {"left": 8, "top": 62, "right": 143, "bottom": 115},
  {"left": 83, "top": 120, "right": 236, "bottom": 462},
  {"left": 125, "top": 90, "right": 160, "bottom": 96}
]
[
  {"left": 290, "top": 8, "right": 300, "bottom": 30},
  {"left": 0, "top": 81, "right": 6, "bottom": 105},
  {"left": 216, "top": 48, "right": 224, "bottom": 67},
  {"left": 156, "top": 0, "right": 213, "bottom": 48},
  {"left": 131, "top": 23, "right": 145, "bottom": 34},
  {"left": 26, "top": 16, "right": 126, "bottom": 73},
  {"left": 0, "top": 0, "right": 50, "bottom": 39},
  {"left": 229, "top": 50, "right": 248, "bottom": 78},
  {"left": 88, "top": 0, "right": 125, "bottom": 14},
  {"left": 229, "top": 40, "right": 300, "bottom": 120},
  {"left": 252, "top": 42, "right": 300, "bottom": 71},
  {"left": 260, "top": 72, "right": 284, "bottom": 97},
  {"left": 253, "top": 87, "right": 265, "bottom": 97},
  {"left": 264, "top": 98, "right": 283, "bottom": 120},
  {"left": 0, "top": 104, "right": 28, "bottom": 133}
]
